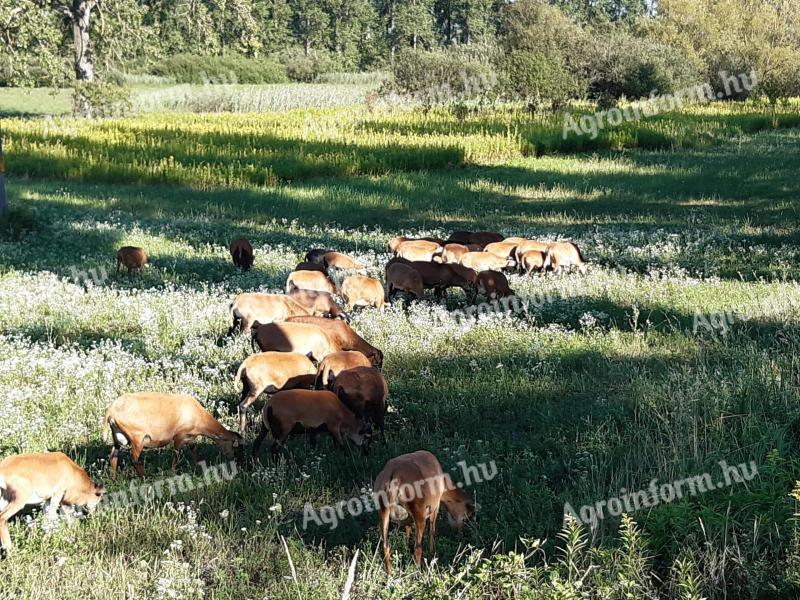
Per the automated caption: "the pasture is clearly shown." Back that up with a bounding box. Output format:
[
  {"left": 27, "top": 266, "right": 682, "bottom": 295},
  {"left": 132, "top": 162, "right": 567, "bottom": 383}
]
[{"left": 1, "top": 105, "right": 800, "bottom": 599}]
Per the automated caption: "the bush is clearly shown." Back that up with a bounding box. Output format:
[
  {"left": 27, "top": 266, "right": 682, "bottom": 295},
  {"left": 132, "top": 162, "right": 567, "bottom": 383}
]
[
  {"left": 72, "top": 81, "right": 131, "bottom": 117},
  {"left": 383, "top": 48, "right": 498, "bottom": 108},
  {"left": 277, "top": 48, "right": 341, "bottom": 83},
  {"left": 500, "top": 50, "right": 581, "bottom": 110},
  {"left": 150, "top": 54, "right": 287, "bottom": 85}
]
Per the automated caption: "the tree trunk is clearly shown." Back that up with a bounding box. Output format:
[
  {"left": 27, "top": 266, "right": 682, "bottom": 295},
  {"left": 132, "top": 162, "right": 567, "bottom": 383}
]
[
  {"left": 71, "top": 0, "right": 96, "bottom": 82},
  {"left": 0, "top": 127, "right": 6, "bottom": 218}
]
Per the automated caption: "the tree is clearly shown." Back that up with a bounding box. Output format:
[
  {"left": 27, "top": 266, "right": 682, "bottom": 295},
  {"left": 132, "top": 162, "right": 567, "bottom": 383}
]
[
  {"left": 50, "top": 0, "right": 98, "bottom": 81},
  {"left": 291, "top": 0, "right": 329, "bottom": 55},
  {"left": 0, "top": 0, "right": 66, "bottom": 86},
  {"left": 254, "top": 0, "right": 292, "bottom": 55},
  {"left": 395, "top": 0, "right": 434, "bottom": 50}
]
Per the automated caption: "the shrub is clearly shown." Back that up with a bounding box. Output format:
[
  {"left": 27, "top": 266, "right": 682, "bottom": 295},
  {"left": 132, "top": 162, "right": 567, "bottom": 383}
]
[
  {"left": 499, "top": 50, "right": 581, "bottom": 110},
  {"left": 150, "top": 54, "right": 287, "bottom": 84},
  {"left": 72, "top": 81, "right": 131, "bottom": 117},
  {"left": 278, "top": 48, "right": 341, "bottom": 83}
]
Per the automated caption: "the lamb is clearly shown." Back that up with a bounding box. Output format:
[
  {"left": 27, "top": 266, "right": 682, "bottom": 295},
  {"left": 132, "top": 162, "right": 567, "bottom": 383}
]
[
  {"left": 288, "top": 289, "right": 344, "bottom": 319},
  {"left": 375, "top": 450, "right": 476, "bottom": 574},
  {"left": 459, "top": 251, "right": 513, "bottom": 272},
  {"left": 252, "top": 390, "right": 371, "bottom": 458},
  {"left": 228, "top": 292, "right": 310, "bottom": 335},
  {"left": 234, "top": 352, "right": 317, "bottom": 432},
  {"left": 544, "top": 241, "right": 588, "bottom": 273},
  {"left": 116, "top": 246, "right": 147, "bottom": 275},
  {"left": 315, "top": 351, "right": 373, "bottom": 390},
  {"left": 520, "top": 250, "right": 546, "bottom": 274},
  {"left": 475, "top": 270, "right": 514, "bottom": 299},
  {"left": 333, "top": 366, "right": 388, "bottom": 438},
  {"left": 340, "top": 275, "right": 385, "bottom": 311},
  {"left": 251, "top": 321, "right": 333, "bottom": 363},
  {"left": 386, "top": 262, "right": 424, "bottom": 302},
  {"left": 286, "top": 315, "right": 383, "bottom": 367},
  {"left": 104, "top": 392, "right": 243, "bottom": 477},
  {"left": 0, "top": 452, "right": 105, "bottom": 553},
  {"left": 286, "top": 270, "right": 337, "bottom": 295},
  {"left": 514, "top": 239, "right": 549, "bottom": 266},
  {"left": 229, "top": 238, "right": 254, "bottom": 270},
  {"left": 323, "top": 251, "right": 364, "bottom": 271}
]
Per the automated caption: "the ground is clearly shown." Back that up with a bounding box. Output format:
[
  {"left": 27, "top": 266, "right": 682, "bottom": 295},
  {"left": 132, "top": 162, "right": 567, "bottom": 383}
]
[{"left": 1, "top": 106, "right": 800, "bottom": 598}]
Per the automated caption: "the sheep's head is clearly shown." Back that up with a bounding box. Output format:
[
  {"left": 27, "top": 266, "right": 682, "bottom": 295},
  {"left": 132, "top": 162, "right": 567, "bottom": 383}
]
[{"left": 369, "top": 349, "right": 384, "bottom": 368}]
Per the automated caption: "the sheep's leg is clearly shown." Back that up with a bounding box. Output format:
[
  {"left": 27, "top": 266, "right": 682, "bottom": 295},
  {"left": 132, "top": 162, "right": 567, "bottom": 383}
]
[
  {"left": 252, "top": 424, "right": 268, "bottom": 458},
  {"left": 116, "top": 259, "right": 121, "bottom": 275},
  {"left": 413, "top": 512, "right": 426, "bottom": 568},
  {"left": 405, "top": 525, "right": 412, "bottom": 548},
  {"left": 130, "top": 438, "right": 146, "bottom": 478},
  {"left": 238, "top": 392, "right": 260, "bottom": 433},
  {"left": 428, "top": 506, "right": 439, "bottom": 555},
  {"left": 109, "top": 446, "right": 121, "bottom": 476},
  {"left": 380, "top": 508, "right": 392, "bottom": 575},
  {"left": 0, "top": 498, "right": 27, "bottom": 553}
]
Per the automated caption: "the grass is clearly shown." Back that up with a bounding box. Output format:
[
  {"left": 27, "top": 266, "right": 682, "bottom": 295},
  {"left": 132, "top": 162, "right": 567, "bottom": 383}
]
[{"left": 1, "top": 107, "right": 800, "bottom": 598}]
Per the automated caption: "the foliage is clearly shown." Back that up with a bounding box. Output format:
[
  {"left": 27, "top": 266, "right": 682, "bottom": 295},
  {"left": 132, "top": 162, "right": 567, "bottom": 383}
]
[
  {"left": 150, "top": 53, "right": 288, "bottom": 85},
  {"left": 277, "top": 47, "right": 341, "bottom": 82},
  {"left": 71, "top": 81, "right": 132, "bottom": 118}
]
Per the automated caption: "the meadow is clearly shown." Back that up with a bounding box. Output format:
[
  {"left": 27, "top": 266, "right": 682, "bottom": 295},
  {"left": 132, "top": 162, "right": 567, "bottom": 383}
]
[{"left": 1, "top": 97, "right": 800, "bottom": 599}]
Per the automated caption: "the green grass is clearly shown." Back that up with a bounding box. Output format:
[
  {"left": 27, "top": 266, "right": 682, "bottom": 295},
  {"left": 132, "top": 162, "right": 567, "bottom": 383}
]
[{"left": 1, "top": 112, "right": 800, "bottom": 598}]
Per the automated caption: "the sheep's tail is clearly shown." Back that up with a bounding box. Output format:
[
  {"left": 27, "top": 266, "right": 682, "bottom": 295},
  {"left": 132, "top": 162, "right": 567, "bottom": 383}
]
[
  {"left": 542, "top": 250, "right": 552, "bottom": 271},
  {"left": 102, "top": 411, "right": 113, "bottom": 444},
  {"left": 234, "top": 362, "right": 247, "bottom": 391}
]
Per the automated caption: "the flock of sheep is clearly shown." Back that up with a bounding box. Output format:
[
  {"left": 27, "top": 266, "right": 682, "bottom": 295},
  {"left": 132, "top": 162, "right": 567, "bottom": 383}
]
[{"left": 0, "top": 231, "right": 587, "bottom": 573}]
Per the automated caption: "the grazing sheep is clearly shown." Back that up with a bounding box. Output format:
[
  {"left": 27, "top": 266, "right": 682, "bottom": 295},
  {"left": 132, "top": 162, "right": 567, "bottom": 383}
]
[
  {"left": 286, "top": 270, "right": 337, "bottom": 295},
  {"left": 288, "top": 289, "right": 344, "bottom": 319},
  {"left": 323, "top": 251, "right": 364, "bottom": 271},
  {"left": 520, "top": 250, "right": 546, "bottom": 274},
  {"left": 229, "top": 238, "right": 254, "bottom": 270},
  {"left": 395, "top": 240, "right": 443, "bottom": 262},
  {"left": 286, "top": 316, "right": 383, "bottom": 367},
  {"left": 386, "top": 263, "right": 424, "bottom": 303},
  {"left": 315, "top": 351, "right": 372, "bottom": 390},
  {"left": 104, "top": 392, "right": 243, "bottom": 477},
  {"left": 234, "top": 352, "right": 317, "bottom": 432},
  {"left": 475, "top": 270, "right": 514, "bottom": 299},
  {"left": 459, "top": 251, "right": 512, "bottom": 272},
  {"left": 251, "top": 321, "right": 333, "bottom": 363},
  {"left": 116, "top": 246, "right": 147, "bottom": 275},
  {"left": 388, "top": 258, "right": 475, "bottom": 300},
  {"left": 229, "top": 292, "right": 310, "bottom": 335},
  {"left": 544, "top": 242, "right": 588, "bottom": 273},
  {"left": 305, "top": 248, "right": 335, "bottom": 264},
  {"left": 0, "top": 452, "right": 105, "bottom": 553},
  {"left": 333, "top": 366, "right": 388, "bottom": 438},
  {"left": 294, "top": 261, "right": 328, "bottom": 274},
  {"left": 375, "top": 450, "right": 476, "bottom": 574},
  {"left": 387, "top": 237, "right": 446, "bottom": 253},
  {"left": 446, "top": 231, "right": 504, "bottom": 248},
  {"left": 341, "top": 275, "right": 385, "bottom": 311},
  {"left": 514, "top": 239, "right": 549, "bottom": 265},
  {"left": 503, "top": 236, "right": 526, "bottom": 244},
  {"left": 483, "top": 241, "right": 519, "bottom": 267},
  {"left": 252, "top": 390, "right": 371, "bottom": 459}
]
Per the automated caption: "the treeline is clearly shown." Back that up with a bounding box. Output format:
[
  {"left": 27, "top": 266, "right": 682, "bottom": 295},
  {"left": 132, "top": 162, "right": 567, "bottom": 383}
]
[{"left": 1, "top": 0, "right": 799, "bottom": 105}]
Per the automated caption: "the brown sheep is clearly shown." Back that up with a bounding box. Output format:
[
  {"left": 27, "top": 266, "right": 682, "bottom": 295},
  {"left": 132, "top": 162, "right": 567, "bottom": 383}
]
[
  {"left": 483, "top": 241, "right": 519, "bottom": 266},
  {"left": 395, "top": 240, "right": 443, "bottom": 262},
  {"left": 388, "top": 257, "right": 476, "bottom": 300},
  {"left": 440, "top": 243, "right": 470, "bottom": 264},
  {"left": 251, "top": 321, "right": 333, "bottom": 363},
  {"left": 253, "top": 390, "right": 371, "bottom": 458},
  {"left": 315, "top": 351, "right": 373, "bottom": 390},
  {"left": 286, "top": 316, "right": 383, "bottom": 367},
  {"left": 234, "top": 352, "right": 317, "bottom": 432},
  {"left": 305, "top": 248, "right": 335, "bottom": 264},
  {"left": 323, "top": 251, "right": 364, "bottom": 271},
  {"left": 375, "top": 450, "right": 476, "bottom": 574},
  {"left": 333, "top": 366, "right": 388, "bottom": 438},
  {"left": 229, "top": 238, "right": 254, "bottom": 271},
  {"left": 475, "top": 270, "right": 514, "bottom": 299},
  {"left": 294, "top": 261, "right": 328, "bottom": 274},
  {"left": 229, "top": 292, "right": 310, "bottom": 335},
  {"left": 520, "top": 250, "right": 546, "bottom": 274},
  {"left": 544, "top": 242, "right": 588, "bottom": 273},
  {"left": 341, "top": 275, "right": 385, "bottom": 311},
  {"left": 386, "top": 262, "right": 424, "bottom": 303},
  {"left": 104, "top": 392, "right": 243, "bottom": 477},
  {"left": 446, "top": 231, "right": 504, "bottom": 248},
  {"left": 288, "top": 289, "right": 344, "bottom": 319},
  {"left": 0, "top": 453, "right": 105, "bottom": 552},
  {"left": 116, "top": 246, "right": 147, "bottom": 275},
  {"left": 459, "top": 251, "right": 512, "bottom": 272},
  {"left": 286, "top": 270, "right": 337, "bottom": 295},
  {"left": 387, "top": 236, "right": 446, "bottom": 253},
  {"left": 514, "top": 239, "right": 549, "bottom": 265}
]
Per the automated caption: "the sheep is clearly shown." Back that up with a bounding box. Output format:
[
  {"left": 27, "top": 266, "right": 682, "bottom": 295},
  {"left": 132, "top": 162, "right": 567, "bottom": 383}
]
[
  {"left": 116, "top": 246, "right": 147, "bottom": 275},
  {"left": 386, "top": 262, "right": 424, "bottom": 303},
  {"left": 0, "top": 452, "right": 105, "bottom": 553},
  {"left": 315, "top": 351, "right": 373, "bottom": 390},
  {"left": 459, "top": 251, "right": 513, "bottom": 272},
  {"left": 229, "top": 238, "right": 254, "bottom": 271},
  {"left": 544, "top": 241, "right": 588, "bottom": 273},
  {"left": 332, "top": 366, "right": 388, "bottom": 438},
  {"left": 475, "top": 270, "right": 514, "bottom": 299},
  {"left": 386, "top": 237, "right": 446, "bottom": 253},
  {"left": 251, "top": 321, "right": 333, "bottom": 363},
  {"left": 288, "top": 289, "right": 344, "bottom": 319},
  {"left": 286, "top": 315, "right": 383, "bottom": 367},
  {"left": 503, "top": 236, "right": 527, "bottom": 244},
  {"left": 520, "top": 250, "right": 546, "bottom": 274},
  {"left": 305, "top": 248, "right": 335, "bottom": 264},
  {"left": 286, "top": 270, "right": 337, "bottom": 295},
  {"left": 323, "top": 251, "right": 364, "bottom": 271},
  {"left": 234, "top": 352, "right": 317, "bottom": 432},
  {"left": 294, "top": 261, "right": 328, "bottom": 274},
  {"left": 228, "top": 292, "right": 310, "bottom": 335},
  {"left": 440, "top": 243, "right": 470, "bottom": 264},
  {"left": 340, "top": 275, "right": 385, "bottom": 311},
  {"left": 252, "top": 390, "right": 371, "bottom": 459},
  {"left": 395, "top": 240, "right": 443, "bottom": 262},
  {"left": 483, "top": 241, "right": 519, "bottom": 267},
  {"left": 446, "top": 231, "right": 504, "bottom": 247},
  {"left": 514, "top": 239, "right": 549, "bottom": 266},
  {"left": 375, "top": 450, "right": 476, "bottom": 574},
  {"left": 104, "top": 392, "right": 243, "bottom": 477},
  {"left": 387, "top": 258, "right": 476, "bottom": 300}
]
